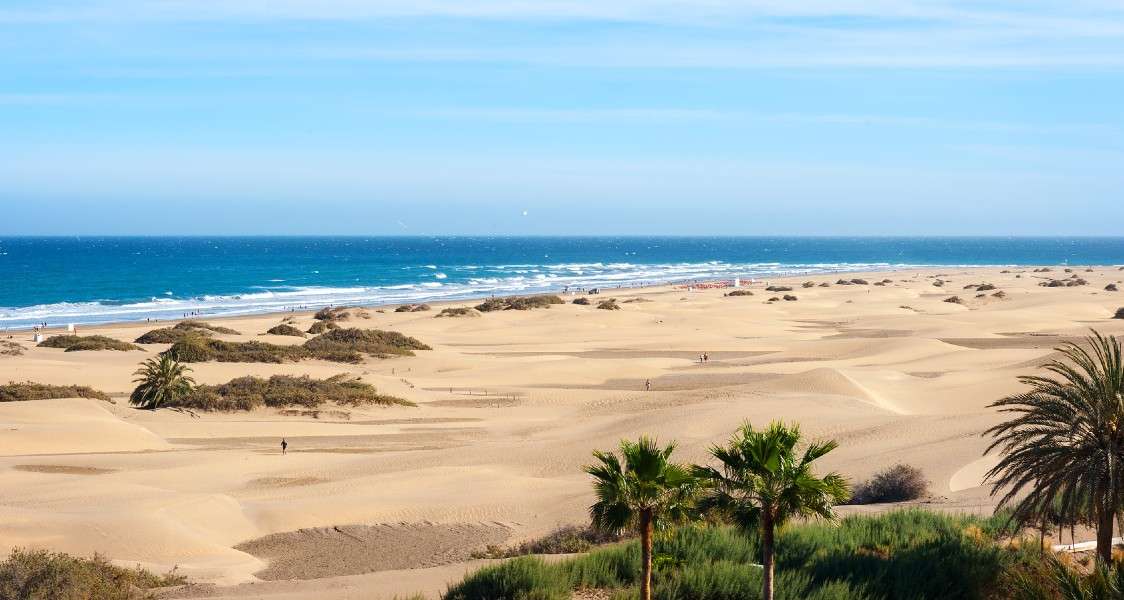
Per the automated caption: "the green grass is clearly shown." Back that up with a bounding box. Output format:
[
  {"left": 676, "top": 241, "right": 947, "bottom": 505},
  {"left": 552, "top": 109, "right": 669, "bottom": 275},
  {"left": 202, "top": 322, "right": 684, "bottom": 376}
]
[
  {"left": 169, "top": 374, "right": 414, "bottom": 411},
  {"left": 445, "top": 510, "right": 1042, "bottom": 600},
  {"left": 37, "top": 335, "right": 142, "bottom": 352},
  {"left": 264, "top": 324, "right": 306, "bottom": 337},
  {"left": 475, "top": 295, "right": 564, "bottom": 312},
  {"left": 0, "top": 382, "right": 111, "bottom": 402},
  {"left": 0, "top": 548, "right": 185, "bottom": 600}
]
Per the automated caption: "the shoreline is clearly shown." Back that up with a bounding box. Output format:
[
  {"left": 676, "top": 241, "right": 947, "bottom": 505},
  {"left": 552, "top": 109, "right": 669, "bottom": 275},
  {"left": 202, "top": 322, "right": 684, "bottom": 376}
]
[{"left": 0, "top": 263, "right": 1096, "bottom": 333}]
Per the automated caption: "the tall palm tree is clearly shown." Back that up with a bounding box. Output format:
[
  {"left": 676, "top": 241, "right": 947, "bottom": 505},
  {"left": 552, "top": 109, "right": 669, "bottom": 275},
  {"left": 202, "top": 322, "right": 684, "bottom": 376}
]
[
  {"left": 130, "top": 354, "right": 195, "bottom": 409},
  {"left": 693, "top": 421, "right": 849, "bottom": 600},
  {"left": 984, "top": 331, "right": 1124, "bottom": 564},
  {"left": 585, "top": 437, "right": 696, "bottom": 600}
]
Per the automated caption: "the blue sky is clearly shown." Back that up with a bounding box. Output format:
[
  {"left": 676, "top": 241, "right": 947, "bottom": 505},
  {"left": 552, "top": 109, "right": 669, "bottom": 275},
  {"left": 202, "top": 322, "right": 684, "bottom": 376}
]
[{"left": 1, "top": 0, "right": 1123, "bottom": 235}]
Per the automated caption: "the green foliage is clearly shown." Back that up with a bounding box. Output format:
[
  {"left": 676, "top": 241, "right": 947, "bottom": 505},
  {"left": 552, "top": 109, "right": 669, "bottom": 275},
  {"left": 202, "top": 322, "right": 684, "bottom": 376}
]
[
  {"left": 171, "top": 374, "right": 413, "bottom": 411},
  {"left": 476, "top": 295, "right": 564, "bottom": 312},
  {"left": 130, "top": 354, "right": 195, "bottom": 409},
  {"left": 165, "top": 337, "right": 309, "bottom": 363},
  {"left": 446, "top": 510, "right": 1042, "bottom": 600},
  {"left": 849, "top": 464, "right": 929, "bottom": 504},
  {"left": 0, "top": 382, "right": 110, "bottom": 402},
  {"left": 984, "top": 331, "right": 1124, "bottom": 563},
  {"left": 38, "top": 335, "right": 141, "bottom": 352},
  {"left": 0, "top": 548, "right": 186, "bottom": 600},
  {"left": 264, "top": 324, "right": 306, "bottom": 337}
]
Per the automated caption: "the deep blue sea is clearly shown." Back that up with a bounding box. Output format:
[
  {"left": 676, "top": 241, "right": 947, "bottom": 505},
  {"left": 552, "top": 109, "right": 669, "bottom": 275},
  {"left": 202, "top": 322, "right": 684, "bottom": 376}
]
[{"left": 1, "top": 236, "right": 1122, "bottom": 330}]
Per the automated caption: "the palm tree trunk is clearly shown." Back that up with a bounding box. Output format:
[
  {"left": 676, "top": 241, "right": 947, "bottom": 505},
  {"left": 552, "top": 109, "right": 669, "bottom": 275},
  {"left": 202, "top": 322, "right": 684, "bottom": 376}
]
[
  {"left": 762, "top": 511, "right": 775, "bottom": 600},
  {"left": 640, "top": 509, "right": 653, "bottom": 600},
  {"left": 1098, "top": 506, "right": 1115, "bottom": 564}
]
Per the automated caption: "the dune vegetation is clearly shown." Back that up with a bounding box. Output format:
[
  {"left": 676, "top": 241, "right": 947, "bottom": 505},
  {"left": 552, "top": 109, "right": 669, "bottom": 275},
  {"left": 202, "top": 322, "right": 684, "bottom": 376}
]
[
  {"left": 307, "top": 320, "right": 340, "bottom": 334},
  {"left": 475, "top": 295, "right": 564, "bottom": 312},
  {"left": 0, "top": 341, "right": 25, "bottom": 357},
  {"left": 0, "top": 548, "right": 186, "bottom": 600},
  {"left": 164, "top": 327, "right": 429, "bottom": 364},
  {"left": 264, "top": 324, "right": 306, "bottom": 337},
  {"left": 38, "top": 335, "right": 142, "bottom": 352},
  {"left": 135, "top": 320, "right": 239, "bottom": 344},
  {"left": 0, "top": 382, "right": 111, "bottom": 402},
  {"left": 437, "top": 307, "right": 479, "bottom": 317},
  {"left": 169, "top": 374, "right": 413, "bottom": 411}
]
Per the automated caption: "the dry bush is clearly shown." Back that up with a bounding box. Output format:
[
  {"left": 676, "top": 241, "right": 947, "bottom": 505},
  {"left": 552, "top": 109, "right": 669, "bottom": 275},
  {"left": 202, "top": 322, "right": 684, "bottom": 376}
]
[
  {"left": 38, "top": 335, "right": 142, "bottom": 352},
  {"left": 303, "top": 328, "right": 431, "bottom": 359},
  {"left": 0, "top": 382, "right": 110, "bottom": 402},
  {"left": 0, "top": 341, "right": 23, "bottom": 357},
  {"left": 783, "top": 294, "right": 799, "bottom": 301},
  {"left": 437, "top": 307, "right": 479, "bottom": 317},
  {"left": 307, "top": 320, "right": 339, "bottom": 334},
  {"left": 725, "top": 290, "right": 753, "bottom": 297},
  {"left": 172, "top": 374, "right": 413, "bottom": 411},
  {"left": 572, "top": 297, "right": 591, "bottom": 305},
  {"left": 1115, "top": 308, "right": 1124, "bottom": 319},
  {"left": 765, "top": 285, "right": 793, "bottom": 292},
  {"left": 395, "top": 304, "right": 432, "bottom": 313},
  {"left": 264, "top": 324, "right": 306, "bottom": 337},
  {"left": 596, "top": 298, "right": 621, "bottom": 310},
  {"left": 476, "top": 295, "right": 564, "bottom": 312},
  {"left": 944, "top": 296, "right": 963, "bottom": 304},
  {"left": 0, "top": 548, "right": 186, "bottom": 600},
  {"left": 314, "top": 306, "right": 352, "bottom": 321},
  {"left": 849, "top": 464, "right": 929, "bottom": 504}
]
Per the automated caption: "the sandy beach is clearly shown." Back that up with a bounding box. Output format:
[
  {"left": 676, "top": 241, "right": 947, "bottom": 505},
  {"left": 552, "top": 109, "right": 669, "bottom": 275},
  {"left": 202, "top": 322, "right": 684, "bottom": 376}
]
[{"left": 2, "top": 266, "right": 1123, "bottom": 598}]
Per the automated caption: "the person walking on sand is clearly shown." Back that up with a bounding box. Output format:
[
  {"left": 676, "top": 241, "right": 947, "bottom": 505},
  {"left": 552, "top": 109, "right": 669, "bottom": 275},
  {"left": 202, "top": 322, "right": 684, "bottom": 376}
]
[
  {"left": 281, "top": 438, "right": 288, "bottom": 455},
  {"left": 645, "top": 379, "right": 651, "bottom": 392}
]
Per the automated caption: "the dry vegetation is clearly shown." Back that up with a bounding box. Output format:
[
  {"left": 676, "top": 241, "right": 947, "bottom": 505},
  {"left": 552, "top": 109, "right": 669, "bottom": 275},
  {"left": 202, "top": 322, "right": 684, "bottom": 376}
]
[
  {"left": 0, "top": 382, "right": 111, "bottom": 402},
  {"left": 471, "top": 524, "right": 625, "bottom": 559},
  {"left": 38, "top": 335, "right": 142, "bottom": 352},
  {"left": 0, "top": 548, "right": 186, "bottom": 600},
  {"left": 264, "top": 324, "right": 306, "bottom": 337},
  {"left": 306, "top": 320, "right": 339, "bottom": 334},
  {"left": 0, "top": 341, "right": 24, "bottom": 357},
  {"left": 166, "top": 327, "right": 430, "bottom": 364},
  {"left": 168, "top": 374, "right": 413, "bottom": 411},
  {"left": 475, "top": 295, "right": 564, "bottom": 312},
  {"left": 395, "top": 303, "right": 431, "bottom": 313},
  {"left": 313, "top": 306, "right": 352, "bottom": 322},
  {"left": 596, "top": 298, "right": 621, "bottom": 310},
  {"left": 135, "top": 320, "right": 239, "bottom": 344},
  {"left": 848, "top": 464, "right": 929, "bottom": 505},
  {"left": 725, "top": 290, "right": 753, "bottom": 297},
  {"left": 436, "top": 307, "right": 479, "bottom": 317}
]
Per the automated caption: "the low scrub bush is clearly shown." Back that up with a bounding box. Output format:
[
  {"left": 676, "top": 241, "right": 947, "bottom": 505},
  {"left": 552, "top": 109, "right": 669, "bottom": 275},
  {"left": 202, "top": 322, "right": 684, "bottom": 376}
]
[
  {"left": 264, "top": 324, "right": 306, "bottom": 337},
  {"left": 0, "top": 341, "right": 23, "bottom": 357},
  {"left": 0, "top": 548, "right": 186, "bottom": 600},
  {"left": 572, "top": 297, "right": 591, "bottom": 305},
  {"left": 597, "top": 299, "right": 621, "bottom": 310},
  {"left": 171, "top": 374, "right": 413, "bottom": 411},
  {"left": 783, "top": 295, "right": 798, "bottom": 301},
  {"left": 1115, "top": 308, "right": 1124, "bottom": 319},
  {"left": 726, "top": 290, "right": 753, "bottom": 297},
  {"left": 766, "top": 286, "right": 793, "bottom": 292},
  {"left": 945, "top": 296, "right": 964, "bottom": 304},
  {"left": 395, "top": 304, "right": 431, "bottom": 313},
  {"left": 0, "top": 382, "right": 111, "bottom": 402},
  {"left": 850, "top": 278, "right": 870, "bottom": 285},
  {"left": 135, "top": 320, "right": 239, "bottom": 344},
  {"left": 38, "top": 335, "right": 142, "bottom": 352},
  {"left": 165, "top": 336, "right": 310, "bottom": 363},
  {"left": 307, "top": 320, "right": 340, "bottom": 334},
  {"left": 314, "top": 306, "right": 352, "bottom": 321},
  {"left": 849, "top": 464, "right": 929, "bottom": 504},
  {"left": 1106, "top": 284, "right": 1119, "bottom": 292},
  {"left": 437, "top": 307, "right": 479, "bottom": 317},
  {"left": 476, "top": 295, "right": 564, "bottom": 312},
  {"left": 303, "top": 328, "right": 431, "bottom": 359}
]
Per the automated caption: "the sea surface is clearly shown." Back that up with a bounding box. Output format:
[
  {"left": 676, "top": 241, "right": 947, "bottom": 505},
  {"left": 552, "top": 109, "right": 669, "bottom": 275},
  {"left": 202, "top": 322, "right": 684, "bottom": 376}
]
[{"left": 1, "top": 236, "right": 1122, "bottom": 329}]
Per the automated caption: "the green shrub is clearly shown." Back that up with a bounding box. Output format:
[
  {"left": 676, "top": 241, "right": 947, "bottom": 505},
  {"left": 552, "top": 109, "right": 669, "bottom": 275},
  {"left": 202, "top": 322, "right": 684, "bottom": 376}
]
[
  {"left": 171, "top": 374, "right": 413, "bottom": 411},
  {"left": 38, "top": 335, "right": 141, "bottom": 352},
  {"left": 175, "top": 320, "right": 239, "bottom": 335},
  {"left": 437, "top": 307, "right": 478, "bottom": 317},
  {"left": 0, "top": 548, "right": 186, "bottom": 600},
  {"left": 164, "top": 337, "right": 307, "bottom": 363},
  {"left": 446, "top": 510, "right": 1040, "bottom": 600},
  {"left": 307, "top": 320, "right": 340, "bottom": 334},
  {"left": 476, "top": 295, "right": 564, "bottom": 312},
  {"left": 0, "top": 382, "right": 111, "bottom": 402},
  {"left": 849, "top": 464, "right": 929, "bottom": 505},
  {"left": 303, "top": 328, "right": 430, "bottom": 359},
  {"left": 264, "top": 324, "right": 306, "bottom": 337}
]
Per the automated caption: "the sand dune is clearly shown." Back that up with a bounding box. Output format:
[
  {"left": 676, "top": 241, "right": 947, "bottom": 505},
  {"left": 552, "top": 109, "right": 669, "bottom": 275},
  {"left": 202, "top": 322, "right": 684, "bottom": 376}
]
[{"left": 2, "top": 267, "right": 1123, "bottom": 597}]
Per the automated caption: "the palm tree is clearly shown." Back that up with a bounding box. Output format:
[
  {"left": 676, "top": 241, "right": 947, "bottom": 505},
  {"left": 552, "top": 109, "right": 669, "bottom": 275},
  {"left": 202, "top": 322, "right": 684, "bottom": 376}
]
[
  {"left": 130, "top": 354, "right": 195, "bottom": 409},
  {"left": 984, "top": 331, "right": 1124, "bottom": 564},
  {"left": 585, "top": 437, "right": 696, "bottom": 600},
  {"left": 693, "top": 421, "right": 849, "bottom": 600}
]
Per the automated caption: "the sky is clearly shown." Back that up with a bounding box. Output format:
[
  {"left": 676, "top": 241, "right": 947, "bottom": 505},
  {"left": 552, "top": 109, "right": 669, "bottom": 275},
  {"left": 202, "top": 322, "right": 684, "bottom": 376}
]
[{"left": 1, "top": 0, "right": 1123, "bottom": 236}]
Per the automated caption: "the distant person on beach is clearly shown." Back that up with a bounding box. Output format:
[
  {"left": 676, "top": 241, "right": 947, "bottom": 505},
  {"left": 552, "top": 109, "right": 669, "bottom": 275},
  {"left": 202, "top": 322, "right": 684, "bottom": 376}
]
[
  {"left": 645, "top": 379, "right": 651, "bottom": 392},
  {"left": 281, "top": 438, "right": 288, "bottom": 455}
]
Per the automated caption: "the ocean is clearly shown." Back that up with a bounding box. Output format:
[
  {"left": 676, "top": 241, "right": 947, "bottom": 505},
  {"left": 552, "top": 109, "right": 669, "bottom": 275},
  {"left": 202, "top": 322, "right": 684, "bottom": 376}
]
[{"left": 1, "top": 236, "right": 1122, "bottom": 330}]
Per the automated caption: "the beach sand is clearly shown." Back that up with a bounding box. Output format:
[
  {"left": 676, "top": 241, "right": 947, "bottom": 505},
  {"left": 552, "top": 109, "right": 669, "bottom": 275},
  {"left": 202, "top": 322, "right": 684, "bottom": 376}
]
[{"left": 2, "top": 266, "right": 1123, "bottom": 598}]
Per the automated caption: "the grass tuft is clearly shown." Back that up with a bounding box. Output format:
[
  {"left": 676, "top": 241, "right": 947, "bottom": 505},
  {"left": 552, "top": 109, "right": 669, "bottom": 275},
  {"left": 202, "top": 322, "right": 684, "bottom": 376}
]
[
  {"left": 264, "top": 324, "right": 306, "bottom": 337},
  {"left": 38, "top": 335, "right": 142, "bottom": 352},
  {"left": 0, "top": 382, "right": 111, "bottom": 402},
  {"left": 0, "top": 548, "right": 186, "bottom": 600}
]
